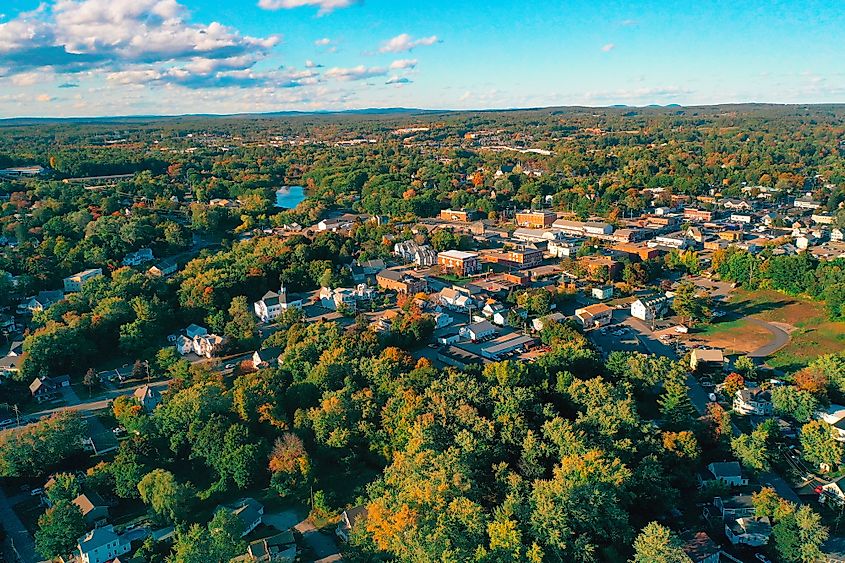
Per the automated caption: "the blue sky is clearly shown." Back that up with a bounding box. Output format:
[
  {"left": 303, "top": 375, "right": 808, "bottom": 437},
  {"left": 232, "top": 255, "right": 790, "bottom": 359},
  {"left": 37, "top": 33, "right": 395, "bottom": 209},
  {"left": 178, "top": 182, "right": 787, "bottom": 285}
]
[{"left": 0, "top": 0, "right": 842, "bottom": 117}]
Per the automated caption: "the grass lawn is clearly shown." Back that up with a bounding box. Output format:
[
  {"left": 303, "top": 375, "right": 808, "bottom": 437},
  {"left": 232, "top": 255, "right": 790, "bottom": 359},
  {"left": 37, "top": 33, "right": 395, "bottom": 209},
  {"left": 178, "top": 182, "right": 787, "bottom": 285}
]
[{"left": 686, "top": 289, "right": 845, "bottom": 372}]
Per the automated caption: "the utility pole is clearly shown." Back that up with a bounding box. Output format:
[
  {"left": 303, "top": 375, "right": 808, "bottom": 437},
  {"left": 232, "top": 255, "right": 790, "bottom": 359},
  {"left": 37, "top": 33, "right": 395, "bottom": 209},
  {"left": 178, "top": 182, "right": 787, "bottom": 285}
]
[{"left": 12, "top": 404, "right": 20, "bottom": 427}]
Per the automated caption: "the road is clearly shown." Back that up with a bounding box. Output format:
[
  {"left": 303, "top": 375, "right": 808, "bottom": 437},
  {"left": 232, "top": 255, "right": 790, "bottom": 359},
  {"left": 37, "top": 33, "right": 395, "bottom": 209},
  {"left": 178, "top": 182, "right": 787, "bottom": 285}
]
[
  {"left": 746, "top": 318, "right": 791, "bottom": 358},
  {"left": 0, "top": 486, "right": 38, "bottom": 563},
  {"left": 10, "top": 380, "right": 170, "bottom": 430},
  {"left": 623, "top": 312, "right": 803, "bottom": 505}
]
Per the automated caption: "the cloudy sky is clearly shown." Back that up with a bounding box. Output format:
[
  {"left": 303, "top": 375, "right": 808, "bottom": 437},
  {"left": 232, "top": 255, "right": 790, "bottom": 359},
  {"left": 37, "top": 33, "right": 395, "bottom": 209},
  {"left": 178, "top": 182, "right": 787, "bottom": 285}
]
[{"left": 0, "top": 0, "right": 843, "bottom": 117}]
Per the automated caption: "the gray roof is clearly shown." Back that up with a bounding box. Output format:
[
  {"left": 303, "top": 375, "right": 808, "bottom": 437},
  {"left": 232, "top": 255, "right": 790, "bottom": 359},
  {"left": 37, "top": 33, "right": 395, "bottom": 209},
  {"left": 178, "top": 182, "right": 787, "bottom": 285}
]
[
  {"left": 709, "top": 461, "right": 742, "bottom": 479},
  {"left": 79, "top": 525, "right": 121, "bottom": 552}
]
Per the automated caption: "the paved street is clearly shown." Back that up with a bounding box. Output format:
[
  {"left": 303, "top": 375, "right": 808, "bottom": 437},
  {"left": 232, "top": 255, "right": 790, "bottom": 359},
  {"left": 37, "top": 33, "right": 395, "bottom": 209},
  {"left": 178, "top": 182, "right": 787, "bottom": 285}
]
[
  {"left": 0, "top": 486, "right": 38, "bottom": 563},
  {"left": 746, "top": 318, "right": 791, "bottom": 358}
]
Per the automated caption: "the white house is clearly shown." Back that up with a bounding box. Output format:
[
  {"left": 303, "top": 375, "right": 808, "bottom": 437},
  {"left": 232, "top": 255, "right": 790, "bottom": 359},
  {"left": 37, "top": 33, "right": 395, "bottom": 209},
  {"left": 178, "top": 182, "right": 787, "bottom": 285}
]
[
  {"left": 547, "top": 239, "right": 581, "bottom": 258},
  {"left": 319, "top": 285, "right": 374, "bottom": 312},
  {"left": 193, "top": 333, "right": 225, "bottom": 358},
  {"left": 724, "top": 516, "right": 771, "bottom": 547},
  {"left": 592, "top": 285, "right": 614, "bottom": 301},
  {"left": 78, "top": 525, "right": 131, "bottom": 563},
  {"left": 631, "top": 294, "right": 672, "bottom": 322},
  {"left": 733, "top": 387, "right": 773, "bottom": 416},
  {"left": 122, "top": 248, "right": 154, "bottom": 266},
  {"left": 818, "top": 404, "right": 845, "bottom": 442},
  {"left": 254, "top": 286, "right": 302, "bottom": 322},
  {"left": 704, "top": 461, "right": 748, "bottom": 487},
  {"left": 460, "top": 321, "right": 498, "bottom": 341},
  {"left": 439, "top": 287, "right": 476, "bottom": 312}
]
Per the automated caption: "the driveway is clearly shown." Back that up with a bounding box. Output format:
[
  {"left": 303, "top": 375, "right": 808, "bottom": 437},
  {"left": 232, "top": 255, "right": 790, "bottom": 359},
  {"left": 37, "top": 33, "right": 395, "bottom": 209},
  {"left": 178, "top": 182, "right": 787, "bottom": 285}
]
[
  {"left": 264, "top": 508, "right": 341, "bottom": 562},
  {"left": 0, "top": 486, "right": 38, "bottom": 563},
  {"left": 746, "top": 318, "right": 791, "bottom": 358}
]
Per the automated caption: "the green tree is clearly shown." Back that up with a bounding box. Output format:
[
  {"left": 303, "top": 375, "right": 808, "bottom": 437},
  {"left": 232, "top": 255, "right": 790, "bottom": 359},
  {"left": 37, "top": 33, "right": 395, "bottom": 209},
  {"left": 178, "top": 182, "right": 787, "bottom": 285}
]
[
  {"left": 800, "top": 420, "right": 843, "bottom": 469},
  {"left": 772, "top": 386, "right": 819, "bottom": 424},
  {"left": 45, "top": 472, "right": 81, "bottom": 505},
  {"left": 138, "top": 469, "right": 191, "bottom": 523},
  {"left": 224, "top": 296, "right": 258, "bottom": 349},
  {"left": 35, "top": 500, "right": 86, "bottom": 559},
  {"left": 631, "top": 522, "right": 691, "bottom": 563},
  {"left": 671, "top": 281, "right": 710, "bottom": 325},
  {"left": 773, "top": 504, "right": 829, "bottom": 563},
  {"left": 731, "top": 423, "right": 772, "bottom": 471}
]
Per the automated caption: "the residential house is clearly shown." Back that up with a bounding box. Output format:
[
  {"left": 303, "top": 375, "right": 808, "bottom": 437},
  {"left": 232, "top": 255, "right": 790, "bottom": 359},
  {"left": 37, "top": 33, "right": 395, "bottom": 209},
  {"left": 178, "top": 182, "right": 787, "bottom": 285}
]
[
  {"left": 724, "top": 516, "right": 771, "bottom": 547},
  {"left": 193, "top": 333, "right": 226, "bottom": 358},
  {"left": 532, "top": 312, "right": 566, "bottom": 332},
  {"left": 714, "top": 494, "right": 756, "bottom": 518},
  {"left": 77, "top": 525, "right": 131, "bottom": 563},
  {"left": 350, "top": 259, "right": 386, "bottom": 283},
  {"left": 832, "top": 228, "right": 845, "bottom": 242},
  {"left": 460, "top": 321, "right": 498, "bottom": 341},
  {"left": 733, "top": 387, "right": 773, "bottom": 416},
  {"left": 147, "top": 258, "right": 178, "bottom": 277},
  {"left": 393, "top": 240, "right": 437, "bottom": 266},
  {"left": 122, "top": 248, "right": 154, "bottom": 266},
  {"left": 730, "top": 213, "right": 753, "bottom": 224},
  {"left": 133, "top": 385, "right": 161, "bottom": 411},
  {"left": 29, "top": 375, "right": 69, "bottom": 403},
  {"left": 690, "top": 348, "right": 726, "bottom": 372},
  {"left": 376, "top": 269, "right": 427, "bottom": 294},
  {"left": 701, "top": 461, "right": 748, "bottom": 488},
  {"left": 243, "top": 530, "right": 297, "bottom": 562},
  {"left": 253, "top": 286, "right": 302, "bottom": 323},
  {"left": 0, "top": 314, "right": 17, "bottom": 335},
  {"left": 575, "top": 304, "right": 613, "bottom": 328},
  {"left": 73, "top": 491, "right": 109, "bottom": 526},
  {"left": 337, "top": 505, "right": 368, "bottom": 542},
  {"left": 680, "top": 531, "right": 720, "bottom": 563},
  {"left": 818, "top": 404, "right": 845, "bottom": 442},
  {"left": 591, "top": 285, "right": 614, "bottom": 300},
  {"left": 63, "top": 268, "right": 103, "bottom": 292},
  {"left": 631, "top": 294, "right": 672, "bottom": 322},
  {"left": 18, "top": 290, "right": 64, "bottom": 314},
  {"left": 439, "top": 287, "right": 477, "bottom": 312},
  {"left": 222, "top": 498, "right": 264, "bottom": 537},
  {"left": 438, "top": 250, "right": 481, "bottom": 276},
  {"left": 319, "top": 285, "right": 374, "bottom": 312},
  {"left": 252, "top": 347, "right": 282, "bottom": 369}
]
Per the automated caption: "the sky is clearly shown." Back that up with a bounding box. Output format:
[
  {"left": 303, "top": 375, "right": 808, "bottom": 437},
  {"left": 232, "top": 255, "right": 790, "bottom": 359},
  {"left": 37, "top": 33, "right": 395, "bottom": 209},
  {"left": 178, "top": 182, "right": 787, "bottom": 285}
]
[{"left": 0, "top": 0, "right": 842, "bottom": 117}]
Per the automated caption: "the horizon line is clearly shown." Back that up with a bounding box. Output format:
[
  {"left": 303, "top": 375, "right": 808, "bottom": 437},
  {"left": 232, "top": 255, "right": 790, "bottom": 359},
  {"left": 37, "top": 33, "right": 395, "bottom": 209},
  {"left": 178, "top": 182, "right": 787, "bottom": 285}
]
[{"left": 2, "top": 101, "right": 845, "bottom": 122}]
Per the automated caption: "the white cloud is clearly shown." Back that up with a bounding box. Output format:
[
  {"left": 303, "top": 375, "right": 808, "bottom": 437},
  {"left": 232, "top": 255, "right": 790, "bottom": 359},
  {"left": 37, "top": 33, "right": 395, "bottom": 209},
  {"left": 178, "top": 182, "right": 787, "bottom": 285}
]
[
  {"left": 583, "top": 86, "right": 692, "bottom": 104},
  {"left": 601, "top": 43, "right": 615, "bottom": 52},
  {"left": 379, "top": 33, "right": 439, "bottom": 54},
  {"left": 305, "top": 59, "right": 323, "bottom": 68},
  {"left": 324, "top": 65, "right": 386, "bottom": 81},
  {"left": 0, "top": 0, "right": 280, "bottom": 80},
  {"left": 36, "top": 93, "right": 53, "bottom": 102},
  {"left": 257, "top": 0, "right": 360, "bottom": 15},
  {"left": 314, "top": 37, "right": 332, "bottom": 46},
  {"left": 386, "top": 76, "right": 411, "bottom": 85},
  {"left": 390, "top": 59, "right": 417, "bottom": 70}
]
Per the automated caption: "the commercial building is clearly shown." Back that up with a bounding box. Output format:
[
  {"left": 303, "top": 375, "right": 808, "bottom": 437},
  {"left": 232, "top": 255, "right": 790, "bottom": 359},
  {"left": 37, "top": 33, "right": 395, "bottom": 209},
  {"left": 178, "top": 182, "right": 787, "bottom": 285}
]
[
  {"left": 515, "top": 210, "right": 556, "bottom": 228},
  {"left": 63, "top": 268, "right": 103, "bottom": 292},
  {"left": 376, "top": 269, "right": 427, "bottom": 294},
  {"left": 440, "top": 208, "right": 478, "bottom": 222},
  {"left": 575, "top": 303, "right": 613, "bottom": 328},
  {"left": 438, "top": 250, "right": 481, "bottom": 276}
]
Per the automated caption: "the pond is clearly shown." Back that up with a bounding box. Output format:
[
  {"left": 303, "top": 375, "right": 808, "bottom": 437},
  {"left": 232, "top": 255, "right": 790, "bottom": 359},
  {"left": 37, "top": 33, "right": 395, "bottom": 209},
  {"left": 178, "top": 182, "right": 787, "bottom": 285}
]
[{"left": 274, "top": 185, "right": 307, "bottom": 209}]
